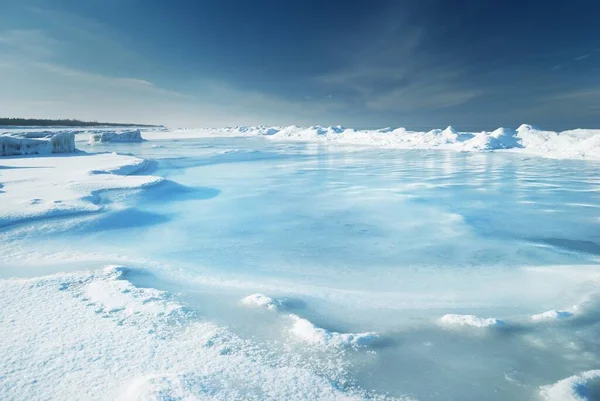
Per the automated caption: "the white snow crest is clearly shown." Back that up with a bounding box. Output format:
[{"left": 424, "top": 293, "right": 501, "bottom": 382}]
[
  {"left": 241, "top": 293, "right": 281, "bottom": 310},
  {"left": 288, "top": 314, "right": 379, "bottom": 348},
  {"left": 531, "top": 310, "right": 574, "bottom": 321},
  {"left": 540, "top": 370, "right": 600, "bottom": 401},
  {"left": 145, "top": 124, "right": 600, "bottom": 160},
  {"left": 440, "top": 314, "right": 504, "bottom": 328}
]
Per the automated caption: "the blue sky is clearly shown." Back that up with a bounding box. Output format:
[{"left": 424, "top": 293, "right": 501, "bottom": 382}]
[{"left": 1, "top": 0, "right": 599, "bottom": 129}]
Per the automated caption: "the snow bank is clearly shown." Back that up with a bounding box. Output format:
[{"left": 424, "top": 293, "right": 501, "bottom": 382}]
[
  {"left": 288, "top": 314, "right": 379, "bottom": 348},
  {"left": 540, "top": 370, "right": 600, "bottom": 401},
  {"left": 146, "top": 124, "right": 600, "bottom": 160},
  {"left": 88, "top": 129, "right": 144, "bottom": 144},
  {"left": 0, "top": 152, "right": 162, "bottom": 227},
  {"left": 0, "top": 266, "right": 397, "bottom": 401},
  {"left": 531, "top": 310, "right": 574, "bottom": 321},
  {"left": 0, "top": 131, "right": 76, "bottom": 156},
  {"left": 440, "top": 314, "right": 504, "bottom": 328},
  {"left": 241, "top": 293, "right": 281, "bottom": 310}
]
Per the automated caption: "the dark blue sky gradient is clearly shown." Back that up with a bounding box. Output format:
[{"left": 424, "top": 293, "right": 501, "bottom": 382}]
[{"left": 1, "top": 0, "right": 599, "bottom": 129}]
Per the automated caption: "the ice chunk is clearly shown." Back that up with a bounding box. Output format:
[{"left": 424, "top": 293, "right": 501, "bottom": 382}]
[
  {"left": 288, "top": 314, "right": 379, "bottom": 348},
  {"left": 88, "top": 129, "right": 144, "bottom": 144},
  {"left": 241, "top": 293, "right": 281, "bottom": 310},
  {"left": 540, "top": 370, "right": 600, "bottom": 401},
  {"left": 531, "top": 310, "right": 574, "bottom": 321},
  {"left": 440, "top": 314, "right": 504, "bottom": 328},
  {"left": 0, "top": 131, "right": 76, "bottom": 156}
]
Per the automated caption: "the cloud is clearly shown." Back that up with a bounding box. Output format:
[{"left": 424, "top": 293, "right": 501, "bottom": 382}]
[{"left": 575, "top": 54, "right": 590, "bottom": 61}]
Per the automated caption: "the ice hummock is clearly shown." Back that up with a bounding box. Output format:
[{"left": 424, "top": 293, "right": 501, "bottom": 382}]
[
  {"left": 88, "top": 129, "right": 144, "bottom": 144},
  {"left": 148, "top": 124, "right": 600, "bottom": 160},
  {"left": 0, "top": 131, "right": 76, "bottom": 156}
]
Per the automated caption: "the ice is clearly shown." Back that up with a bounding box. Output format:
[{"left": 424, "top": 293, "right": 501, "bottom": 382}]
[
  {"left": 440, "top": 314, "right": 504, "bottom": 328},
  {"left": 142, "top": 124, "right": 600, "bottom": 160},
  {"left": 0, "top": 266, "right": 400, "bottom": 401},
  {"left": 288, "top": 314, "right": 379, "bottom": 348},
  {"left": 241, "top": 293, "right": 281, "bottom": 310},
  {"left": 88, "top": 129, "right": 145, "bottom": 144},
  {"left": 0, "top": 152, "right": 162, "bottom": 227},
  {"left": 2, "top": 136, "right": 600, "bottom": 401},
  {"left": 540, "top": 370, "right": 600, "bottom": 401},
  {"left": 531, "top": 310, "right": 574, "bottom": 321},
  {"left": 0, "top": 131, "right": 76, "bottom": 156}
]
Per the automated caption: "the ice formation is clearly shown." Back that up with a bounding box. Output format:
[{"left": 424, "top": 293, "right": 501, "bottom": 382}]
[
  {"left": 0, "top": 266, "right": 399, "bottom": 401},
  {"left": 440, "top": 314, "right": 505, "bottom": 328},
  {"left": 144, "top": 124, "right": 600, "bottom": 160},
  {"left": 88, "top": 129, "right": 144, "bottom": 144},
  {"left": 0, "top": 152, "right": 161, "bottom": 227},
  {"left": 0, "top": 131, "right": 76, "bottom": 156},
  {"left": 531, "top": 310, "right": 574, "bottom": 321},
  {"left": 540, "top": 370, "right": 600, "bottom": 401},
  {"left": 288, "top": 314, "right": 379, "bottom": 348},
  {"left": 241, "top": 293, "right": 281, "bottom": 310}
]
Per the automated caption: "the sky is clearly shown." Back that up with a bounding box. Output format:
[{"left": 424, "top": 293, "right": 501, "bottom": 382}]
[{"left": 1, "top": 0, "right": 599, "bottom": 130}]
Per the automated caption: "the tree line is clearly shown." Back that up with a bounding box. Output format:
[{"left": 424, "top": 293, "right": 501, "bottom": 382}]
[{"left": 0, "top": 118, "right": 160, "bottom": 127}]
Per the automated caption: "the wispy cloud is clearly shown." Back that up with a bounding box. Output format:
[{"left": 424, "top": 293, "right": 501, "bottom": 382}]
[{"left": 575, "top": 54, "right": 590, "bottom": 61}]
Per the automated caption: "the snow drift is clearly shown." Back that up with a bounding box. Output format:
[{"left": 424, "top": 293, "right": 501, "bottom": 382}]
[
  {"left": 88, "top": 129, "right": 144, "bottom": 144},
  {"left": 0, "top": 131, "right": 76, "bottom": 156},
  {"left": 153, "top": 124, "right": 600, "bottom": 160}
]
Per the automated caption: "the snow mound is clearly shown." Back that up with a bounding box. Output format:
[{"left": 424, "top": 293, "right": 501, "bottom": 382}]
[
  {"left": 440, "top": 314, "right": 504, "bottom": 328},
  {"left": 288, "top": 314, "right": 379, "bottom": 348},
  {"left": 540, "top": 370, "right": 600, "bottom": 401},
  {"left": 145, "top": 124, "right": 600, "bottom": 160},
  {"left": 241, "top": 293, "right": 281, "bottom": 310},
  {"left": 88, "top": 129, "right": 144, "bottom": 144},
  {"left": 0, "top": 152, "right": 162, "bottom": 227},
  {"left": 0, "top": 267, "right": 402, "bottom": 401},
  {"left": 531, "top": 310, "right": 574, "bottom": 321},
  {"left": 0, "top": 131, "right": 76, "bottom": 156}
]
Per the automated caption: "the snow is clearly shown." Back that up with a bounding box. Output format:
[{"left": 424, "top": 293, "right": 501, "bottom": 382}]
[
  {"left": 440, "top": 314, "right": 505, "bottom": 328},
  {"left": 531, "top": 310, "right": 574, "bottom": 321},
  {"left": 540, "top": 370, "right": 600, "bottom": 401},
  {"left": 241, "top": 293, "right": 281, "bottom": 310},
  {"left": 0, "top": 131, "right": 76, "bottom": 156},
  {"left": 88, "top": 129, "right": 145, "bottom": 144},
  {"left": 288, "top": 314, "right": 379, "bottom": 348},
  {"left": 141, "top": 124, "right": 600, "bottom": 160},
  {"left": 0, "top": 152, "right": 162, "bottom": 227},
  {"left": 0, "top": 266, "right": 401, "bottom": 401}
]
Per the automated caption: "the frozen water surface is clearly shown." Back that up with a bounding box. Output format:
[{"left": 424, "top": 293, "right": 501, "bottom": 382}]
[{"left": 1, "top": 136, "right": 600, "bottom": 401}]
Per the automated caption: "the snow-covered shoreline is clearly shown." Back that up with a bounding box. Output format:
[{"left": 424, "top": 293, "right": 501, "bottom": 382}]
[{"left": 143, "top": 124, "right": 600, "bottom": 161}]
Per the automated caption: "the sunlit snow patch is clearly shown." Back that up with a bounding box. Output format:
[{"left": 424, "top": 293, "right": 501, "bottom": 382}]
[
  {"left": 440, "top": 314, "right": 505, "bottom": 328},
  {"left": 540, "top": 370, "right": 600, "bottom": 401}
]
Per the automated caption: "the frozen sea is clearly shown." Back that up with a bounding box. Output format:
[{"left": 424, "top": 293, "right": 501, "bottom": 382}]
[{"left": 1, "top": 136, "right": 600, "bottom": 401}]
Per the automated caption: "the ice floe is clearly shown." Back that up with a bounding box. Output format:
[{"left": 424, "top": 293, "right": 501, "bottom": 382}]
[
  {"left": 0, "top": 131, "right": 76, "bottom": 156},
  {"left": 88, "top": 129, "right": 145, "bottom": 144},
  {"left": 440, "top": 314, "right": 505, "bottom": 328},
  {"left": 540, "top": 370, "right": 600, "bottom": 401}
]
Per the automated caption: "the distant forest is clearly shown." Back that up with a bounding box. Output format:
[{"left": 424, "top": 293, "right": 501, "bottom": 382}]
[{"left": 0, "top": 118, "right": 161, "bottom": 127}]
